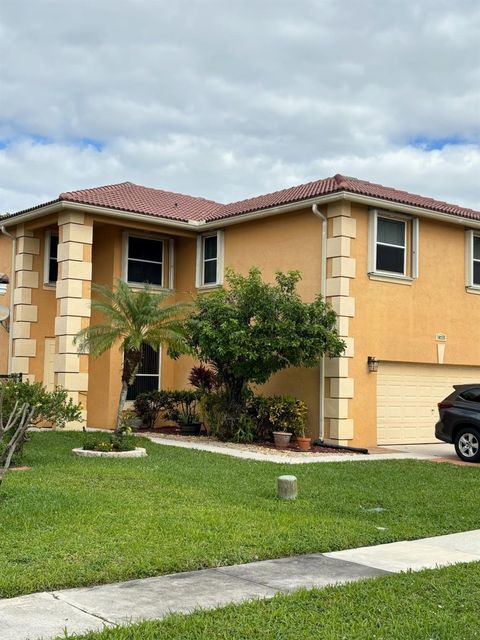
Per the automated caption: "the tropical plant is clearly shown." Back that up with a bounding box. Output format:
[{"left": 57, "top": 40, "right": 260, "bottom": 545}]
[
  {"left": 133, "top": 390, "right": 176, "bottom": 429},
  {"left": 185, "top": 268, "right": 344, "bottom": 440},
  {"left": 166, "top": 390, "right": 201, "bottom": 426},
  {"left": 252, "top": 395, "right": 307, "bottom": 437},
  {"left": 74, "top": 279, "right": 189, "bottom": 431},
  {"left": 188, "top": 364, "right": 218, "bottom": 393}
]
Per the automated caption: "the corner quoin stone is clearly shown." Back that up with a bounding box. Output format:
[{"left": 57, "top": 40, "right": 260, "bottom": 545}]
[{"left": 277, "top": 475, "right": 298, "bottom": 500}]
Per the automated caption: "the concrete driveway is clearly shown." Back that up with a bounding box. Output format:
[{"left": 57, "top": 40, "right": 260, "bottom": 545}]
[{"left": 381, "top": 442, "right": 473, "bottom": 466}]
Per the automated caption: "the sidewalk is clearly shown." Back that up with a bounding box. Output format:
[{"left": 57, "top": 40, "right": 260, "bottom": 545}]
[{"left": 2, "top": 529, "right": 480, "bottom": 640}]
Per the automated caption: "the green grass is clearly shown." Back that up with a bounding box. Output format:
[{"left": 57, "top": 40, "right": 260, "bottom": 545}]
[
  {"left": 1, "top": 431, "right": 480, "bottom": 599},
  {"left": 61, "top": 562, "right": 480, "bottom": 640}
]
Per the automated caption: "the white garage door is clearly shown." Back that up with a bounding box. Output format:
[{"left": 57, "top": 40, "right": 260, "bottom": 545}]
[{"left": 377, "top": 362, "right": 480, "bottom": 445}]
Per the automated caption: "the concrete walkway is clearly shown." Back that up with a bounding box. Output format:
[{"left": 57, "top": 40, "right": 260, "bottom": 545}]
[
  {"left": 146, "top": 434, "right": 455, "bottom": 464},
  {"left": 2, "top": 529, "right": 480, "bottom": 640}
]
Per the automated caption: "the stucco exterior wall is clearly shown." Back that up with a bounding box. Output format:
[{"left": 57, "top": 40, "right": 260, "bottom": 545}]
[
  {"left": 349, "top": 203, "right": 480, "bottom": 446},
  {"left": 221, "top": 207, "right": 325, "bottom": 436},
  {"left": 86, "top": 219, "right": 198, "bottom": 428}
]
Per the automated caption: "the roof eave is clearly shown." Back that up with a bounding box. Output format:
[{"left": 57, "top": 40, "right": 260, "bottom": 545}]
[
  {"left": 202, "top": 191, "right": 480, "bottom": 230},
  {"left": 1, "top": 200, "right": 204, "bottom": 231}
]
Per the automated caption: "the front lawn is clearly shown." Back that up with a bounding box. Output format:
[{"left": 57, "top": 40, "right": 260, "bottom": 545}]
[
  {"left": 60, "top": 562, "right": 480, "bottom": 640},
  {"left": 1, "top": 431, "right": 480, "bottom": 598}
]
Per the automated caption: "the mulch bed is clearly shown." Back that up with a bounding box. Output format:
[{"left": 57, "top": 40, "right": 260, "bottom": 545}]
[{"left": 142, "top": 426, "right": 358, "bottom": 456}]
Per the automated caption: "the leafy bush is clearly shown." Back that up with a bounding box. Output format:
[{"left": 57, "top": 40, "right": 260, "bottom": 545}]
[
  {"left": 133, "top": 390, "right": 175, "bottom": 429},
  {"left": 82, "top": 428, "right": 137, "bottom": 452},
  {"left": 0, "top": 379, "right": 82, "bottom": 485},
  {"left": 250, "top": 395, "right": 308, "bottom": 438},
  {"left": 166, "top": 390, "right": 201, "bottom": 426},
  {"left": 133, "top": 389, "right": 201, "bottom": 429},
  {"left": 185, "top": 268, "right": 344, "bottom": 441},
  {"left": 0, "top": 378, "right": 82, "bottom": 429}
]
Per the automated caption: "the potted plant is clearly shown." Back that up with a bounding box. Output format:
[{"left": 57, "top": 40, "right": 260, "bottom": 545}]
[
  {"left": 295, "top": 420, "right": 311, "bottom": 451},
  {"left": 168, "top": 390, "right": 202, "bottom": 436},
  {"left": 256, "top": 395, "right": 308, "bottom": 449},
  {"left": 270, "top": 396, "right": 295, "bottom": 449}
]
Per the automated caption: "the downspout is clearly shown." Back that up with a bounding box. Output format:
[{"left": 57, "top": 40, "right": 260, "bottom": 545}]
[
  {"left": 311, "top": 204, "right": 327, "bottom": 440},
  {"left": 1, "top": 225, "right": 15, "bottom": 374}
]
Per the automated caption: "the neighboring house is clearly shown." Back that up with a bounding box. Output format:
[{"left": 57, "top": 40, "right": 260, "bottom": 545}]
[{"left": 1, "top": 174, "right": 480, "bottom": 448}]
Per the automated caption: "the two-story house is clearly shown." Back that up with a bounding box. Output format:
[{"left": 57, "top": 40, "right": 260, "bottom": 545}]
[{"left": 1, "top": 174, "right": 479, "bottom": 448}]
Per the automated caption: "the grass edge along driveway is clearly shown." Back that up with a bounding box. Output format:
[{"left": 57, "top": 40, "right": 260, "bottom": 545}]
[{"left": 1, "top": 431, "right": 480, "bottom": 598}]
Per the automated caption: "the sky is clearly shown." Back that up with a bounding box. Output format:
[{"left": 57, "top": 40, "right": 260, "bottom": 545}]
[{"left": 0, "top": 0, "right": 479, "bottom": 214}]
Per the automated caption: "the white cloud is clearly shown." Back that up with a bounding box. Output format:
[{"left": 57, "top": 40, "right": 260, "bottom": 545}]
[{"left": 0, "top": 0, "right": 479, "bottom": 212}]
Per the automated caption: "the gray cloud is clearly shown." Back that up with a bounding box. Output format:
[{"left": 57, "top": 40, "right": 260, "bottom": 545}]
[{"left": 0, "top": 0, "right": 479, "bottom": 212}]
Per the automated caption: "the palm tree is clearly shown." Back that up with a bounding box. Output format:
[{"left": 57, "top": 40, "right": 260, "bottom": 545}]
[{"left": 74, "top": 279, "right": 189, "bottom": 430}]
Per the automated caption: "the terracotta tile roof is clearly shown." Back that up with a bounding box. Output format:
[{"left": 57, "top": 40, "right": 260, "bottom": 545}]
[
  {"left": 206, "top": 174, "right": 480, "bottom": 222},
  {"left": 7, "top": 174, "right": 480, "bottom": 225},
  {"left": 59, "top": 181, "right": 223, "bottom": 222}
]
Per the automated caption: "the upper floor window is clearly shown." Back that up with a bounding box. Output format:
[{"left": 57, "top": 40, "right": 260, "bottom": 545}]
[
  {"left": 196, "top": 230, "right": 224, "bottom": 288},
  {"left": 474, "top": 237, "right": 480, "bottom": 285},
  {"left": 368, "top": 209, "right": 418, "bottom": 282},
  {"left": 123, "top": 233, "right": 164, "bottom": 287},
  {"left": 465, "top": 230, "right": 480, "bottom": 290},
  {"left": 376, "top": 217, "right": 406, "bottom": 274},
  {"left": 44, "top": 231, "right": 59, "bottom": 285}
]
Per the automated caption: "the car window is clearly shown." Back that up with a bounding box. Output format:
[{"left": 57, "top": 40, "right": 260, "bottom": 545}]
[{"left": 459, "top": 388, "right": 480, "bottom": 402}]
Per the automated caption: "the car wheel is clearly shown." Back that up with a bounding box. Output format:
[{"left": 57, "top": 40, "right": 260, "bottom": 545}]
[{"left": 454, "top": 427, "right": 480, "bottom": 463}]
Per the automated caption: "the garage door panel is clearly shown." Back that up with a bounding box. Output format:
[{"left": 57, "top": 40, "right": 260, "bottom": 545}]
[{"left": 377, "top": 363, "right": 480, "bottom": 445}]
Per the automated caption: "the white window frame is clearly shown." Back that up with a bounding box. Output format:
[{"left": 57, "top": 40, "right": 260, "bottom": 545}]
[
  {"left": 122, "top": 231, "right": 166, "bottom": 289},
  {"left": 368, "top": 209, "right": 419, "bottom": 282},
  {"left": 126, "top": 346, "right": 162, "bottom": 402},
  {"left": 195, "top": 230, "right": 224, "bottom": 288},
  {"left": 465, "top": 230, "right": 480, "bottom": 292},
  {"left": 43, "top": 230, "right": 59, "bottom": 286}
]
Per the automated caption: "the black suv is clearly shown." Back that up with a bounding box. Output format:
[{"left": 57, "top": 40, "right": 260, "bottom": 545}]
[{"left": 436, "top": 384, "right": 480, "bottom": 462}]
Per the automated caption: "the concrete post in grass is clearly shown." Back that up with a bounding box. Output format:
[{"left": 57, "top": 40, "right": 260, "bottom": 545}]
[{"left": 277, "top": 475, "right": 297, "bottom": 500}]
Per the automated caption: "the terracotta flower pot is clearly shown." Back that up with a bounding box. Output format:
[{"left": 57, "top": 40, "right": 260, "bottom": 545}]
[
  {"left": 296, "top": 436, "right": 311, "bottom": 451},
  {"left": 273, "top": 431, "right": 292, "bottom": 449}
]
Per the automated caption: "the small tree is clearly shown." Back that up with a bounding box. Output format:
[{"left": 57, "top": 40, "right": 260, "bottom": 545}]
[
  {"left": 185, "top": 268, "right": 345, "bottom": 439},
  {"left": 0, "top": 380, "right": 82, "bottom": 487},
  {"left": 74, "top": 279, "right": 189, "bottom": 430}
]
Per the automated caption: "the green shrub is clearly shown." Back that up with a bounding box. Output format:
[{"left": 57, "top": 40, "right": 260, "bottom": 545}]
[
  {"left": 250, "top": 395, "right": 307, "bottom": 438},
  {"left": 133, "top": 390, "right": 175, "bottom": 429},
  {"left": 0, "top": 379, "right": 82, "bottom": 476},
  {"left": 82, "top": 431, "right": 137, "bottom": 452},
  {"left": 0, "top": 378, "right": 82, "bottom": 429},
  {"left": 165, "top": 390, "right": 201, "bottom": 426}
]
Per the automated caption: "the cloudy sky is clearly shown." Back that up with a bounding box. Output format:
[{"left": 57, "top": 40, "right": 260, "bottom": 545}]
[{"left": 0, "top": 0, "right": 479, "bottom": 213}]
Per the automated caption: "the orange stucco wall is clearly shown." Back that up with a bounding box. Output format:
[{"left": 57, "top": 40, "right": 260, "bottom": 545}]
[
  {"left": 86, "top": 219, "right": 198, "bottom": 428},
  {"left": 221, "top": 208, "right": 324, "bottom": 435},
  {"left": 349, "top": 203, "right": 480, "bottom": 447}
]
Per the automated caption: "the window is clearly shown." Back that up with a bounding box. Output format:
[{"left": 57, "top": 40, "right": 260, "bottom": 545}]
[
  {"left": 125, "top": 234, "right": 164, "bottom": 287},
  {"left": 465, "top": 230, "right": 480, "bottom": 290},
  {"left": 368, "top": 209, "right": 419, "bottom": 281},
  {"left": 459, "top": 388, "right": 480, "bottom": 403},
  {"left": 126, "top": 343, "right": 160, "bottom": 400},
  {"left": 196, "top": 230, "right": 224, "bottom": 287},
  {"left": 474, "top": 237, "right": 480, "bottom": 285},
  {"left": 376, "top": 217, "right": 406, "bottom": 274},
  {"left": 44, "top": 231, "right": 59, "bottom": 284}
]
